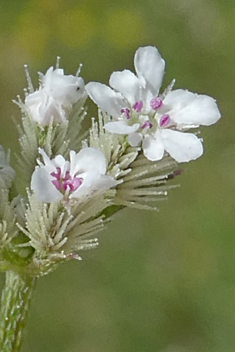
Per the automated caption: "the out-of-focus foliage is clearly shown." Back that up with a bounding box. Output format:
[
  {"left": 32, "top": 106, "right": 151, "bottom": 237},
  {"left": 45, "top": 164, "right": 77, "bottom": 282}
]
[{"left": 0, "top": 0, "right": 234, "bottom": 351}]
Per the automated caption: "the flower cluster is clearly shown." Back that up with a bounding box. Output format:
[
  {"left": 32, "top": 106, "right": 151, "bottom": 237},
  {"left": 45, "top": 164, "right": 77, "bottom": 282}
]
[
  {"left": 86, "top": 46, "right": 220, "bottom": 162},
  {"left": 0, "top": 46, "right": 220, "bottom": 277}
]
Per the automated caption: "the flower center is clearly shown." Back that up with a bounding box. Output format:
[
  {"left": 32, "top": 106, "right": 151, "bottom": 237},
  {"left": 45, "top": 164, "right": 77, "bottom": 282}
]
[{"left": 51, "top": 167, "right": 83, "bottom": 193}]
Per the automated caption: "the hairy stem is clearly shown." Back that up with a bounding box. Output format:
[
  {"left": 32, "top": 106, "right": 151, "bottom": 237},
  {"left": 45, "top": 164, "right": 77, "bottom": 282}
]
[{"left": 0, "top": 270, "right": 36, "bottom": 352}]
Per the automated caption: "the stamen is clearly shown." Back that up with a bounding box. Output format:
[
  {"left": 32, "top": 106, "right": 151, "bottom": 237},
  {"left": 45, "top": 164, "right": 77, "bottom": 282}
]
[
  {"left": 51, "top": 167, "right": 83, "bottom": 193},
  {"left": 51, "top": 167, "right": 61, "bottom": 180},
  {"left": 132, "top": 101, "right": 143, "bottom": 113},
  {"left": 121, "top": 108, "right": 130, "bottom": 119},
  {"left": 150, "top": 97, "right": 163, "bottom": 110},
  {"left": 63, "top": 171, "right": 71, "bottom": 182},
  {"left": 141, "top": 121, "right": 153, "bottom": 129},
  {"left": 159, "top": 114, "right": 170, "bottom": 127},
  {"left": 63, "top": 177, "right": 83, "bottom": 191},
  {"left": 62, "top": 181, "right": 71, "bottom": 191}
]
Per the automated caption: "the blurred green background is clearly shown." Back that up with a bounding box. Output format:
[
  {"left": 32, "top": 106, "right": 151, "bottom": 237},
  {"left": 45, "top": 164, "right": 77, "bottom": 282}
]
[{"left": 0, "top": 0, "right": 234, "bottom": 351}]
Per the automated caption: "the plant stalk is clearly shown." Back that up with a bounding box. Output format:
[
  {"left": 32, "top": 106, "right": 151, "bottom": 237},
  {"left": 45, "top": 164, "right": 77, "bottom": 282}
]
[{"left": 0, "top": 270, "right": 36, "bottom": 352}]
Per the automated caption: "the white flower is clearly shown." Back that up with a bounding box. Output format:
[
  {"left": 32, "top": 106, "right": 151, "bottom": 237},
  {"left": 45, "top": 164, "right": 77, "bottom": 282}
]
[
  {"left": 25, "top": 67, "right": 86, "bottom": 125},
  {"left": 86, "top": 46, "right": 221, "bottom": 163},
  {"left": 31, "top": 147, "right": 116, "bottom": 203}
]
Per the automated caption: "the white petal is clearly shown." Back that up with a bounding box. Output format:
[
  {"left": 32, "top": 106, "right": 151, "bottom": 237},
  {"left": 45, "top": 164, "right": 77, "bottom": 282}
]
[
  {"left": 142, "top": 133, "right": 165, "bottom": 161},
  {"left": 74, "top": 171, "right": 102, "bottom": 192},
  {"left": 41, "top": 66, "right": 54, "bottom": 85},
  {"left": 43, "top": 97, "right": 66, "bottom": 124},
  {"left": 70, "top": 147, "right": 107, "bottom": 176},
  {"left": 25, "top": 90, "right": 66, "bottom": 125},
  {"left": 160, "top": 129, "right": 203, "bottom": 162},
  {"left": 25, "top": 89, "right": 47, "bottom": 124},
  {"left": 91, "top": 175, "right": 117, "bottom": 192},
  {"left": 134, "top": 46, "right": 165, "bottom": 95},
  {"left": 54, "top": 155, "right": 67, "bottom": 169},
  {"left": 104, "top": 121, "right": 139, "bottom": 134},
  {"left": 164, "top": 89, "right": 221, "bottom": 126},
  {"left": 53, "top": 155, "right": 69, "bottom": 175},
  {"left": 31, "top": 167, "right": 63, "bottom": 203},
  {"left": 25, "top": 89, "right": 46, "bottom": 107},
  {"left": 43, "top": 68, "right": 85, "bottom": 106},
  {"left": 128, "top": 132, "right": 142, "bottom": 146},
  {"left": 40, "top": 96, "right": 66, "bottom": 124},
  {"left": 38, "top": 148, "right": 53, "bottom": 167},
  {"left": 109, "top": 70, "right": 142, "bottom": 105},
  {"left": 86, "top": 82, "right": 126, "bottom": 118},
  {"left": 60, "top": 77, "right": 85, "bottom": 106},
  {"left": 71, "top": 174, "right": 116, "bottom": 198},
  {"left": 38, "top": 149, "right": 67, "bottom": 174}
]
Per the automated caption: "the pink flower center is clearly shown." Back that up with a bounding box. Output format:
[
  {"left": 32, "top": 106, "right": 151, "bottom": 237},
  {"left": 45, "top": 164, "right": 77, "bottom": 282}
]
[
  {"left": 141, "top": 120, "right": 153, "bottom": 129},
  {"left": 132, "top": 101, "right": 143, "bottom": 112},
  {"left": 159, "top": 114, "right": 170, "bottom": 127},
  {"left": 121, "top": 108, "right": 130, "bottom": 119},
  {"left": 150, "top": 97, "right": 163, "bottom": 110},
  {"left": 51, "top": 167, "right": 83, "bottom": 193}
]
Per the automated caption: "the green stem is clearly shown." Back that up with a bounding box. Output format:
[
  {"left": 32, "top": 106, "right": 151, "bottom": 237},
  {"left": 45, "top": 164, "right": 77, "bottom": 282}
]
[{"left": 0, "top": 270, "right": 36, "bottom": 352}]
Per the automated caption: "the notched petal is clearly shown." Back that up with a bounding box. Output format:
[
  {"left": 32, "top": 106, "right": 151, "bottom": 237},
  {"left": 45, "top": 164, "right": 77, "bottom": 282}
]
[
  {"left": 165, "top": 89, "right": 221, "bottom": 126},
  {"left": 161, "top": 129, "right": 203, "bottom": 162}
]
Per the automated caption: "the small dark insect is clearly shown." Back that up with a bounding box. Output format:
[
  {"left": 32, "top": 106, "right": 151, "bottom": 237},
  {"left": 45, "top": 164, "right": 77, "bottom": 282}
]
[{"left": 166, "top": 169, "right": 184, "bottom": 180}]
